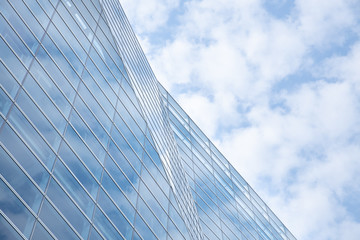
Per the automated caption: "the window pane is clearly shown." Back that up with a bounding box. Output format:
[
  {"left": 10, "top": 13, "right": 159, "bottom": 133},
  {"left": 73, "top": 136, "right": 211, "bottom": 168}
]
[
  {"left": 31, "top": 221, "right": 53, "bottom": 240},
  {"left": 39, "top": 199, "right": 80, "bottom": 240},
  {"left": 64, "top": 124, "right": 102, "bottom": 181},
  {"left": 29, "top": 60, "right": 72, "bottom": 118},
  {"left": 88, "top": 226, "right": 103, "bottom": 240},
  {"left": 0, "top": 213, "right": 23, "bottom": 240},
  {"left": 93, "top": 207, "right": 124, "bottom": 240},
  {"left": 0, "top": 11, "right": 34, "bottom": 66},
  {"left": 47, "top": 177, "right": 90, "bottom": 239},
  {"left": 23, "top": 73, "right": 67, "bottom": 134},
  {"left": 101, "top": 171, "right": 136, "bottom": 223},
  {"left": 58, "top": 140, "right": 99, "bottom": 199},
  {"left": 9, "top": 99, "right": 57, "bottom": 169},
  {"left": 0, "top": 123, "right": 49, "bottom": 190},
  {"left": 0, "top": 33, "right": 27, "bottom": 82},
  {"left": 97, "top": 188, "right": 133, "bottom": 240},
  {"left": 0, "top": 60, "right": 19, "bottom": 99},
  {"left": 0, "top": 178, "right": 35, "bottom": 238},
  {"left": 53, "top": 159, "right": 95, "bottom": 219},
  {"left": 0, "top": 145, "right": 42, "bottom": 213},
  {"left": 0, "top": 87, "right": 12, "bottom": 118}
]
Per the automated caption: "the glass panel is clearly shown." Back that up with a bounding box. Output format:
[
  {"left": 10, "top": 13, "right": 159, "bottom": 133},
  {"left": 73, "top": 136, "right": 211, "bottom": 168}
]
[
  {"left": 58, "top": 140, "right": 99, "bottom": 199},
  {"left": 95, "top": 21, "right": 125, "bottom": 81},
  {"left": 88, "top": 227, "right": 103, "bottom": 240},
  {"left": 10, "top": 96, "right": 57, "bottom": 169},
  {"left": 93, "top": 207, "right": 124, "bottom": 240},
  {"left": 0, "top": 145, "right": 42, "bottom": 213},
  {"left": 104, "top": 155, "right": 137, "bottom": 204},
  {"left": 39, "top": 199, "right": 80, "bottom": 240},
  {"left": 141, "top": 154, "right": 170, "bottom": 209},
  {"left": 53, "top": 159, "right": 94, "bottom": 219},
  {"left": 108, "top": 131, "right": 141, "bottom": 186},
  {"left": 0, "top": 10, "right": 35, "bottom": 65},
  {"left": 31, "top": 221, "right": 53, "bottom": 240},
  {"left": 42, "top": 34, "right": 80, "bottom": 89},
  {"left": 37, "top": 0, "right": 56, "bottom": 18},
  {"left": 0, "top": 123, "right": 49, "bottom": 191},
  {"left": 168, "top": 192, "right": 189, "bottom": 239},
  {"left": 23, "top": 73, "right": 67, "bottom": 134},
  {"left": 134, "top": 214, "right": 156, "bottom": 240},
  {"left": 56, "top": 2, "right": 91, "bottom": 51},
  {"left": 47, "top": 23, "right": 83, "bottom": 75},
  {"left": 0, "top": 32, "right": 27, "bottom": 82},
  {"left": 35, "top": 45, "right": 76, "bottom": 104},
  {"left": 0, "top": 87, "right": 12, "bottom": 118},
  {"left": 74, "top": 96, "right": 108, "bottom": 148},
  {"left": 0, "top": 60, "right": 19, "bottom": 100},
  {"left": 51, "top": 12, "right": 87, "bottom": 64},
  {"left": 85, "top": 53, "right": 117, "bottom": 106},
  {"left": 82, "top": 68, "right": 115, "bottom": 119},
  {"left": 0, "top": 213, "right": 23, "bottom": 240},
  {"left": 69, "top": 109, "right": 106, "bottom": 162},
  {"left": 46, "top": 177, "right": 90, "bottom": 239},
  {"left": 113, "top": 113, "right": 143, "bottom": 160},
  {"left": 78, "top": 82, "right": 112, "bottom": 134},
  {"left": 16, "top": 87, "right": 61, "bottom": 151},
  {"left": 101, "top": 171, "right": 136, "bottom": 222},
  {"left": 88, "top": 42, "right": 120, "bottom": 97},
  {"left": 64, "top": 124, "right": 102, "bottom": 181},
  {"left": 0, "top": 178, "right": 35, "bottom": 238},
  {"left": 97, "top": 188, "right": 133, "bottom": 240},
  {"left": 29, "top": 60, "right": 72, "bottom": 118},
  {"left": 9, "top": 0, "right": 45, "bottom": 40},
  {"left": 136, "top": 193, "right": 167, "bottom": 239}
]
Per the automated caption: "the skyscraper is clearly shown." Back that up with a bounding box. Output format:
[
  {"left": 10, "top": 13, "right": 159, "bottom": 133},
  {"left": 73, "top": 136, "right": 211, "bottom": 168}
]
[{"left": 0, "top": 0, "right": 296, "bottom": 239}]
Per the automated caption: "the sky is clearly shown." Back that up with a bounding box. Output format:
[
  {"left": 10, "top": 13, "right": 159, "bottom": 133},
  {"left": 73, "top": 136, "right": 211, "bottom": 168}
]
[{"left": 120, "top": 0, "right": 360, "bottom": 239}]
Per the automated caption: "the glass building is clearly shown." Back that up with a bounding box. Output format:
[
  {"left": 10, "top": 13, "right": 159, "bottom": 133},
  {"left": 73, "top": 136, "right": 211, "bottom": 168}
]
[{"left": 0, "top": 0, "right": 296, "bottom": 239}]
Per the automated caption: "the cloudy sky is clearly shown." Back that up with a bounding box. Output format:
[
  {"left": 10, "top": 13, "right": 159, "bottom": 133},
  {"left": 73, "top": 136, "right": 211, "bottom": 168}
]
[{"left": 120, "top": 0, "right": 360, "bottom": 239}]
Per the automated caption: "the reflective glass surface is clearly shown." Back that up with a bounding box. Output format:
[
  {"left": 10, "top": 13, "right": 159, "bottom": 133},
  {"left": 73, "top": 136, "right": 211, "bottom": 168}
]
[{"left": 0, "top": 0, "right": 295, "bottom": 239}]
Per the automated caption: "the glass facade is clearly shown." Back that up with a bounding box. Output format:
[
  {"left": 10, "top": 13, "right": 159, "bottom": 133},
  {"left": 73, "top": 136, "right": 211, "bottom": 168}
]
[{"left": 0, "top": 0, "right": 296, "bottom": 239}]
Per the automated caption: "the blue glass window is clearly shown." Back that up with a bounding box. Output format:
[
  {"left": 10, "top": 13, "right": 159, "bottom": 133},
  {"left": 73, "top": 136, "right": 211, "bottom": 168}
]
[
  {"left": 64, "top": 124, "right": 102, "bottom": 181},
  {"left": 0, "top": 87, "right": 12, "bottom": 118},
  {"left": 39, "top": 199, "right": 80, "bottom": 240},
  {"left": 0, "top": 145, "right": 42, "bottom": 213},
  {"left": 23, "top": 74, "right": 67, "bottom": 134},
  {"left": 0, "top": 213, "right": 23, "bottom": 240},
  {"left": 134, "top": 213, "right": 156, "bottom": 240},
  {"left": 31, "top": 221, "right": 53, "bottom": 240},
  {"left": 97, "top": 188, "right": 133, "bottom": 240},
  {"left": 0, "top": 59, "right": 19, "bottom": 100},
  {"left": 47, "top": 177, "right": 90, "bottom": 239},
  {"left": 69, "top": 109, "right": 106, "bottom": 162},
  {"left": 93, "top": 207, "right": 124, "bottom": 240},
  {"left": 0, "top": 178, "right": 35, "bottom": 238},
  {"left": 0, "top": 123, "right": 49, "bottom": 191},
  {"left": 58, "top": 139, "right": 99, "bottom": 199},
  {"left": 88, "top": 227, "right": 103, "bottom": 240},
  {"left": 53, "top": 159, "right": 95, "bottom": 219},
  {"left": 29, "top": 59, "right": 72, "bottom": 118},
  {"left": 14, "top": 91, "right": 59, "bottom": 164},
  {"left": 101, "top": 171, "right": 136, "bottom": 223},
  {"left": 0, "top": 31, "right": 27, "bottom": 83}
]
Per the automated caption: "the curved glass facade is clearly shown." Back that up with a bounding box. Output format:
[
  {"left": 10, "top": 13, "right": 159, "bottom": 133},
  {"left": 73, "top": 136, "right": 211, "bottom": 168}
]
[{"left": 0, "top": 0, "right": 296, "bottom": 239}]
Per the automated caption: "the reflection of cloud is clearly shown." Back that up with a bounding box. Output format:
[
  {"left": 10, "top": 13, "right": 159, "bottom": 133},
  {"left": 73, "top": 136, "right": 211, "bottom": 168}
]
[{"left": 123, "top": 0, "right": 360, "bottom": 239}]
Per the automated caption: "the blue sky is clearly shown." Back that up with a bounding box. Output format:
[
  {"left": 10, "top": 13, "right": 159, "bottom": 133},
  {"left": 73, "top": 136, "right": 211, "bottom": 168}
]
[{"left": 121, "top": 0, "right": 360, "bottom": 239}]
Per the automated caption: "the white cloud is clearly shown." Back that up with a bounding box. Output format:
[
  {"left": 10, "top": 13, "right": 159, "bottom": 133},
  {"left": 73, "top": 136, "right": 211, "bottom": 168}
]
[
  {"left": 121, "top": 0, "right": 360, "bottom": 239},
  {"left": 120, "top": 0, "right": 179, "bottom": 33},
  {"left": 294, "top": 0, "right": 358, "bottom": 47}
]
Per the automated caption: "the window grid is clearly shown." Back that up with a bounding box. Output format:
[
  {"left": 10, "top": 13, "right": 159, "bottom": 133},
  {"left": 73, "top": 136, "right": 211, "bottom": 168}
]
[{"left": 1, "top": 0, "right": 296, "bottom": 239}]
